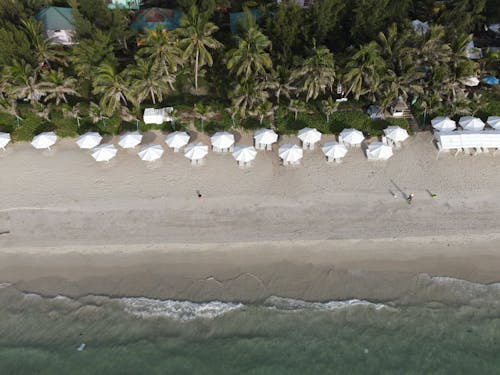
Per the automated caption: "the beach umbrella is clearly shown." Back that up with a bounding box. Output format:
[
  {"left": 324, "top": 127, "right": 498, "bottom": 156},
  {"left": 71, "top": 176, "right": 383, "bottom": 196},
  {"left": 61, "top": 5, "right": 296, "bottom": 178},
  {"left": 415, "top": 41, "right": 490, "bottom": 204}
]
[
  {"left": 431, "top": 116, "right": 456, "bottom": 132},
  {"left": 232, "top": 145, "right": 257, "bottom": 166},
  {"left": 138, "top": 144, "right": 164, "bottom": 162},
  {"left": 31, "top": 132, "right": 57, "bottom": 149},
  {"left": 91, "top": 144, "right": 117, "bottom": 162},
  {"left": 459, "top": 116, "right": 485, "bottom": 131},
  {"left": 298, "top": 127, "right": 322, "bottom": 149},
  {"left": 165, "top": 131, "right": 190, "bottom": 151},
  {"left": 118, "top": 131, "right": 142, "bottom": 149},
  {"left": 184, "top": 142, "right": 208, "bottom": 162},
  {"left": 211, "top": 131, "right": 235, "bottom": 151},
  {"left": 0, "top": 132, "right": 11, "bottom": 150},
  {"left": 254, "top": 128, "right": 278, "bottom": 149},
  {"left": 383, "top": 126, "right": 409, "bottom": 142},
  {"left": 321, "top": 141, "right": 347, "bottom": 161},
  {"left": 460, "top": 76, "right": 480, "bottom": 87},
  {"left": 278, "top": 144, "right": 303, "bottom": 165},
  {"left": 487, "top": 116, "right": 500, "bottom": 130},
  {"left": 367, "top": 142, "right": 393, "bottom": 160},
  {"left": 482, "top": 76, "right": 499, "bottom": 85},
  {"left": 339, "top": 128, "right": 364, "bottom": 146},
  {"left": 76, "top": 132, "right": 102, "bottom": 149}
]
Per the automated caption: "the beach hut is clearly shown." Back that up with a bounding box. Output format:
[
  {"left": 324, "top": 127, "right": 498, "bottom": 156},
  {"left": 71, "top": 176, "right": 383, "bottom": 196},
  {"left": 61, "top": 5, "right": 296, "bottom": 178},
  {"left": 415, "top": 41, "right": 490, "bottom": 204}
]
[
  {"left": 130, "top": 8, "right": 182, "bottom": 32},
  {"left": 0, "top": 133, "right": 11, "bottom": 150},
  {"left": 390, "top": 98, "right": 409, "bottom": 118},
  {"left": 232, "top": 145, "right": 257, "bottom": 167},
  {"left": 211, "top": 132, "right": 235, "bottom": 152},
  {"left": 31, "top": 132, "right": 57, "bottom": 150},
  {"left": 431, "top": 116, "right": 456, "bottom": 132},
  {"left": 366, "top": 142, "right": 393, "bottom": 160},
  {"left": 165, "top": 131, "right": 190, "bottom": 152},
  {"left": 298, "top": 128, "right": 322, "bottom": 150},
  {"left": 487, "top": 116, "right": 500, "bottom": 130},
  {"left": 278, "top": 144, "right": 303, "bottom": 166},
  {"left": 35, "top": 7, "right": 77, "bottom": 45},
  {"left": 76, "top": 132, "right": 102, "bottom": 149},
  {"left": 383, "top": 126, "right": 409, "bottom": 147},
  {"left": 143, "top": 107, "right": 174, "bottom": 125},
  {"left": 184, "top": 142, "right": 208, "bottom": 165},
  {"left": 91, "top": 144, "right": 117, "bottom": 162},
  {"left": 321, "top": 141, "right": 347, "bottom": 163},
  {"left": 119, "top": 131, "right": 143, "bottom": 149},
  {"left": 138, "top": 144, "right": 164, "bottom": 162},
  {"left": 339, "top": 128, "right": 364, "bottom": 147},
  {"left": 253, "top": 128, "right": 278, "bottom": 150},
  {"left": 459, "top": 116, "right": 485, "bottom": 131}
]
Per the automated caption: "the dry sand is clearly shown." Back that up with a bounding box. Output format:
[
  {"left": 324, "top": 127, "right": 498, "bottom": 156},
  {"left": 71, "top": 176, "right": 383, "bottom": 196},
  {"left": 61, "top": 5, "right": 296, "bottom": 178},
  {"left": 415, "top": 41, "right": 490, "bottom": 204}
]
[{"left": 1, "top": 130, "right": 500, "bottom": 302}]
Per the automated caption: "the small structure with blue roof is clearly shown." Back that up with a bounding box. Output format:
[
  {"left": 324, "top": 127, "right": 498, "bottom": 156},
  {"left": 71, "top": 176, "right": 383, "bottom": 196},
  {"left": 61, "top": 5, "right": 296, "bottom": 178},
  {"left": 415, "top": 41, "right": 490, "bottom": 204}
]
[
  {"left": 130, "top": 8, "right": 182, "bottom": 32},
  {"left": 36, "top": 6, "right": 77, "bottom": 45}
]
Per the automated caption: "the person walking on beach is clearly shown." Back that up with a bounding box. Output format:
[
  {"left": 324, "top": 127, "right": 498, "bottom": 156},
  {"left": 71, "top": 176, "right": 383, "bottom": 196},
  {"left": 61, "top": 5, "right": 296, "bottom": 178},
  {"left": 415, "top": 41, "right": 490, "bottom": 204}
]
[{"left": 407, "top": 193, "right": 414, "bottom": 204}]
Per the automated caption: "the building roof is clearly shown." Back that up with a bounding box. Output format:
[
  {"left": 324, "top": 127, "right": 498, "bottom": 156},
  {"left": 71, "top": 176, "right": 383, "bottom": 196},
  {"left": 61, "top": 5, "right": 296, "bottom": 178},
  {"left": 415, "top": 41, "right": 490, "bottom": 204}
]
[
  {"left": 130, "top": 8, "right": 182, "bottom": 31},
  {"left": 36, "top": 7, "right": 75, "bottom": 31},
  {"left": 107, "top": 0, "right": 142, "bottom": 10},
  {"left": 392, "top": 98, "right": 409, "bottom": 111}
]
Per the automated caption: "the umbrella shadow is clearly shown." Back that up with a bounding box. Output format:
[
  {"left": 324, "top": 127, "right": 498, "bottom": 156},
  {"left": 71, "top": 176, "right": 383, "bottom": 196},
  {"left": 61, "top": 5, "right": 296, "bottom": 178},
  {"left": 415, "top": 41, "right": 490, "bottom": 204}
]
[
  {"left": 232, "top": 130, "right": 242, "bottom": 143},
  {"left": 390, "top": 179, "right": 407, "bottom": 199},
  {"left": 142, "top": 131, "right": 157, "bottom": 144},
  {"left": 101, "top": 135, "right": 114, "bottom": 144},
  {"left": 188, "top": 130, "right": 199, "bottom": 142}
]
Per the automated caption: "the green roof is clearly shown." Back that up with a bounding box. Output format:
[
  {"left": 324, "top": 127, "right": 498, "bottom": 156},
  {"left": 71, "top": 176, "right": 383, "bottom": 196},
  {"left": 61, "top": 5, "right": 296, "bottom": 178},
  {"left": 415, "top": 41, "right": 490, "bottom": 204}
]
[{"left": 36, "top": 7, "right": 76, "bottom": 31}]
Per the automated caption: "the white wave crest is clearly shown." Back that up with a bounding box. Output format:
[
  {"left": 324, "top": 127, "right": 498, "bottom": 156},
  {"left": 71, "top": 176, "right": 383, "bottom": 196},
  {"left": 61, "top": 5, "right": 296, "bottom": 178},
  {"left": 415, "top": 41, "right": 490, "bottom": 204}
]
[{"left": 264, "top": 296, "right": 390, "bottom": 312}]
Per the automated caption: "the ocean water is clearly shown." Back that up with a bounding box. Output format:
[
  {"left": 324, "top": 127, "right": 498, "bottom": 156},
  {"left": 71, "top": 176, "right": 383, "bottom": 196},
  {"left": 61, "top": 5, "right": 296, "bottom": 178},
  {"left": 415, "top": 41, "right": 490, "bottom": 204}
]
[{"left": 1, "top": 277, "right": 500, "bottom": 374}]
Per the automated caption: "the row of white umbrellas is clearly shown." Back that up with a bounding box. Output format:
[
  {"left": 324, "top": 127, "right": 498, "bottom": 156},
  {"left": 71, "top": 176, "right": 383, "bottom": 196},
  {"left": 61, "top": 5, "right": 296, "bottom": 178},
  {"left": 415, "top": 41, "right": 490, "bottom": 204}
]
[{"left": 432, "top": 116, "right": 500, "bottom": 132}]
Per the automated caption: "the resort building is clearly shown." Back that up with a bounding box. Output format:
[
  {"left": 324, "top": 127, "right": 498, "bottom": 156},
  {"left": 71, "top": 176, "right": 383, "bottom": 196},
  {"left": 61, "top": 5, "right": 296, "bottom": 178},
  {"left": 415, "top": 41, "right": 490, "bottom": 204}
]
[
  {"left": 130, "top": 8, "right": 182, "bottom": 32},
  {"left": 35, "top": 6, "right": 77, "bottom": 45}
]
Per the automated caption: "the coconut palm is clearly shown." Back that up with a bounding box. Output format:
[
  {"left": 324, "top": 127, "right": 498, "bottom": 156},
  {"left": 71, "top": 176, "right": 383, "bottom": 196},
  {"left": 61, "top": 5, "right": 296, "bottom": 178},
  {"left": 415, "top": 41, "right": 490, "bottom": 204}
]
[
  {"left": 92, "top": 63, "right": 130, "bottom": 116},
  {"left": 62, "top": 103, "right": 82, "bottom": 127},
  {"left": 89, "top": 102, "right": 109, "bottom": 128},
  {"left": 21, "top": 19, "right": 66, "bottom": 68},
  {"left": 42, "top": 68, "right": 79, "bottom": 105},
  {"left": 265, "top": 66, "right": 295, "bottom": 105},
  {"left": 287, "top": 99, "right": 307, "bottom": 120},
  {"left": 193, "top": 103, "right": 216, "bottom": 131},
  {"left": 230, "top": 80, "right": 269, "bottom": 122},
  {"left": 139, "top": 28, "right": 183, "bottom": 78},
  {"left": 250, "top": 99, "right": 276, "bottom": 126},
  {"left": 321, "top": 97, "right": 339, "bottom": 122},
  {"left": 177, "top": 6, "right": 222, "bottom": 91},
  {"left": 2, "top": 60, "right": 46, "bottom": 105}
]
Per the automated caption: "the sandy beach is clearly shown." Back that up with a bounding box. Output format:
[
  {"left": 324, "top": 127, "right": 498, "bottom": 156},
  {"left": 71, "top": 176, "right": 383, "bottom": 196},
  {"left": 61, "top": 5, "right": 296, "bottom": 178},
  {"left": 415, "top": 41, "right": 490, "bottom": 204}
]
[{"left": 1, "top": 131, "right": 500, "bottom": 302}]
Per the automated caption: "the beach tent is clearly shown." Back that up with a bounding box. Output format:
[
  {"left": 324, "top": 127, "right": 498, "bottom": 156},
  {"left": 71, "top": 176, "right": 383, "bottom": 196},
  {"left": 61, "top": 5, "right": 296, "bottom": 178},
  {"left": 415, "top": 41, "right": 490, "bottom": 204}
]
[
  {"left": 487, "top": 116, "right": 500, "bottom": 130},
  {"left": 91, "top": 144, "right": 117, "bottom": 162},
  {"left": 232, "top": 145, "right": 257, "bottom": 167},
  {"left": 130, "top": 8, "right": 182, "bottom": 32},
  {"left": 383, "top": 126, "right": 409, "bottom": 146},
  {"left": 35, "top": 7, "right": 77, "bottom": 45},
  {"left": 76, "top": 132, "right": 102, "bottom": 149},
  {"left": 184, "top": 142, "right": 208, "bottom": 165},
  {"left": 254, "top": 128, "right": 278, "bottom": 150},
  {"left": 138, "top": 144, "right": 164, "bottom": 162},
  {"left": 31, "top": 132, "right": 57, "bottom": 150},
  {"left": 143, "top": 107, "right": 174, "bottom": 124},
  {"left": 0, "top": 133, "right": 11, "bottom": 150},
  {"left": 431, "top": 116, "right": 456, "bottom": 132},
  {"left": 459, "top": 116, "right": 485, "bottom": 131},
  {"left": 366, "top": 142, "right": 393, "bottom": 160},
  {"left": 482, "top": 76, "right": 499, "bottom": 85},
  {"left": 339, "top": 128, "right": 364, "bottom": 147},
  {"left": 298, "top": 127, "right": 322, "bottom": 150},
  {"left": 165, "top": 131, "right": 190, "bottom": 152},
  {"left": 119, "top": 131, "right": 143, "bottom": 149},
  {"left": 460, "top": 76, "right": 480, "bottom": 87},
  {"left": 278, "top": 144, "right": 303, "bottom": 165},
  {"left": 211, "top": 131, "right": 235, "bottom": 152},
  {"left": 321, "top": 141, "right": 347, "bottom": 163}
]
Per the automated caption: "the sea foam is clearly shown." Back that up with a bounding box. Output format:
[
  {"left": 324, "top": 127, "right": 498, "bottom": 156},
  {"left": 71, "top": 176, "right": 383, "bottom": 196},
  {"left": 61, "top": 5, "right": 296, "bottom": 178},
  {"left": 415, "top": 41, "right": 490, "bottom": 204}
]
[{"left": 264, "top": 296, "right": 390, "bottom": 312}]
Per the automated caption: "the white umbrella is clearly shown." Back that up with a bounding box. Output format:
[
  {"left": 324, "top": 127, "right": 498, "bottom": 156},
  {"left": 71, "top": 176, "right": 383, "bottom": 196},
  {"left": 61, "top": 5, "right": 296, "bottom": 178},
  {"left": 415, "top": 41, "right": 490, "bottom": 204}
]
[
  {"left": 138, "top": 144, "right": 164, "bottom": 162},
  {"left": 383, "top": 126, "right": 409, "bottom": 142},
  {"left": 211, "top": 131, "right": 235, "bottom": 151},
  {"left": 0, "top": 132, "right": 11, "bottom": 150},
  {"left": 91, "top": 144, "right": 117, "bottom": 162},
  {"left": 339, "top": 128, "right": 364, "bottom": 146},
  {"left": 367, "top": 142, "right": 393, "bottom": 160},
  {"left": 459, "top": 116, "right": 485, "bottom": 131},
  {"left": 76, "top": 132, "right": 102, "bottom": 149},
  {"left": 254, "top": 128, "right": 278, "bottom": 149},
  {"left": 487, "top": 116, "right": 500, "bottom": 130},
  {"left": 278, "top": 144, "right": 303, "bottom": 165},
  {"left": 184, "top": 142, "right": 208, "bottom": 162},
  {"left": 118, "top": 131, "right": 143, "bottom": 149},
  {"left": 232, "top": 145, "right": 257, "bottom": 166},
  {"left": 31, "top": 132, "right": 57, "bottom": 149},
  {"left": 165, "top": 131, "right": 190, "bottom": 151},
  {"left": 431, "top": 116, "right": 456, "bottom": 132},
  {"left": 460, "top": 76, "right": 480, "bottom": 87},
  {"left": 322, "top": 141, "right": 347, "bottom": 161},
  {"left": 298, "top": 127, "right": 322, "bottom": 149}
]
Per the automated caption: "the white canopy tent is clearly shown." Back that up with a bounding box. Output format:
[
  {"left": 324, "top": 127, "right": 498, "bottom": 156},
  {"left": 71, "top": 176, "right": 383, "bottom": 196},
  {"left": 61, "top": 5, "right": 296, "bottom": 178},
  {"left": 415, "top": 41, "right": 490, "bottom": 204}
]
[
  {"left": 31, "top": 132, "right": 57, "bottom": 150},
  {"left": 143, "top": 107, "right": 174, "bottom": 125},
  {"left": 383, "top": 126, "right": 409, "bottom": 147},
  {"left": 211, "top": 131, "right": 235, "bottom": 152},
  {"left": 298, "top": 127, "right": 322, "bottom": 150},
  {"left": 165, "top": 131, "right": 190, "bottom": 152},
  {"left": 91, "top": 144, "right": 117, "bottom": 162},
  {"left": 76, "top": 132, "right": 103, "bottom": 149},
  {"left": 366, "top": 142, "right": 393, "bottom": 160},
  {"left": 119, "top": 131, "right": 143, "bottom": 149},
  {"left": 435, "top": 131, "right": 500, "bottom": 155},
  {"left": 184, "top": 142, "right": 208, "bottom": 165},
  {"left": 278, "top": 144, "right": 303, "bottom": 166},
  {"left": 487, "top": 116, "right": 500, "bottom": 130},
  {"left": 322, "top": 141, "right": 348, "bottom": 163},
  {"left": 254, "top": 128, "right": 278, "bottom": 150},
  {"left": 232, "top": 145, "right": 257, "bottom": 167},
  {"left": 459, "top": 116, "right": 485, "bottom": 131},
  {"left": 138, "top": 144, "right": 164, "bottom": 162},
  {"left": 339, "top": 128, "right": 364, "bottom": 147},
  {"left": 0, "top": 132, "right": 11, "bottom": 150},
  {"left": 431, "top": 116, "right": 456, "bottom": 132}
]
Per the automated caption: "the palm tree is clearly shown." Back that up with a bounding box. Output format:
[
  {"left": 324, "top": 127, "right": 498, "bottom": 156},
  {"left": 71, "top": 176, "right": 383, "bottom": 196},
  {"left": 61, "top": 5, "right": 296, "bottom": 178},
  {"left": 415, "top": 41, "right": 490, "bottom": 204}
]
[
  {"left": 321, "top": 97, "right": 339, "bottom": 122},
  {"left": 3, "top": 60, "right": 46, "bottom": 105},
  {"left": 21, "top": 19, "right": 66, "bottom": 68},
  {"left": 62, "top": 103, "right": 82, "bottom": 127},
  {"left": 250, "top": 100, "right": 276, "bottom": 126},
  {"left": 177, "top": 6, "right": 222, "bottom": 91},
  {"left": 265, "top": 67, "right": 295, "bottom": 105},
  {"left": 89, "top": 102, "right": 109, "bottom": 128},
  {"left": 193, "top": 103, "right": 216, "bottom": 131},
  {"left": 287, "top": 99, "right": 307, "bottom": 120},
  {"left": 42, "top": 68, "right": 79, "bottom": 105},
  {"left": 139, "top": 28, "right": 183, "bottom": 78},
  {"left": 92, "top": 63, "right": 130, "bottom": 116},
  {"left": 230, "top": 80, "right": 269, "bottom": 123}
]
